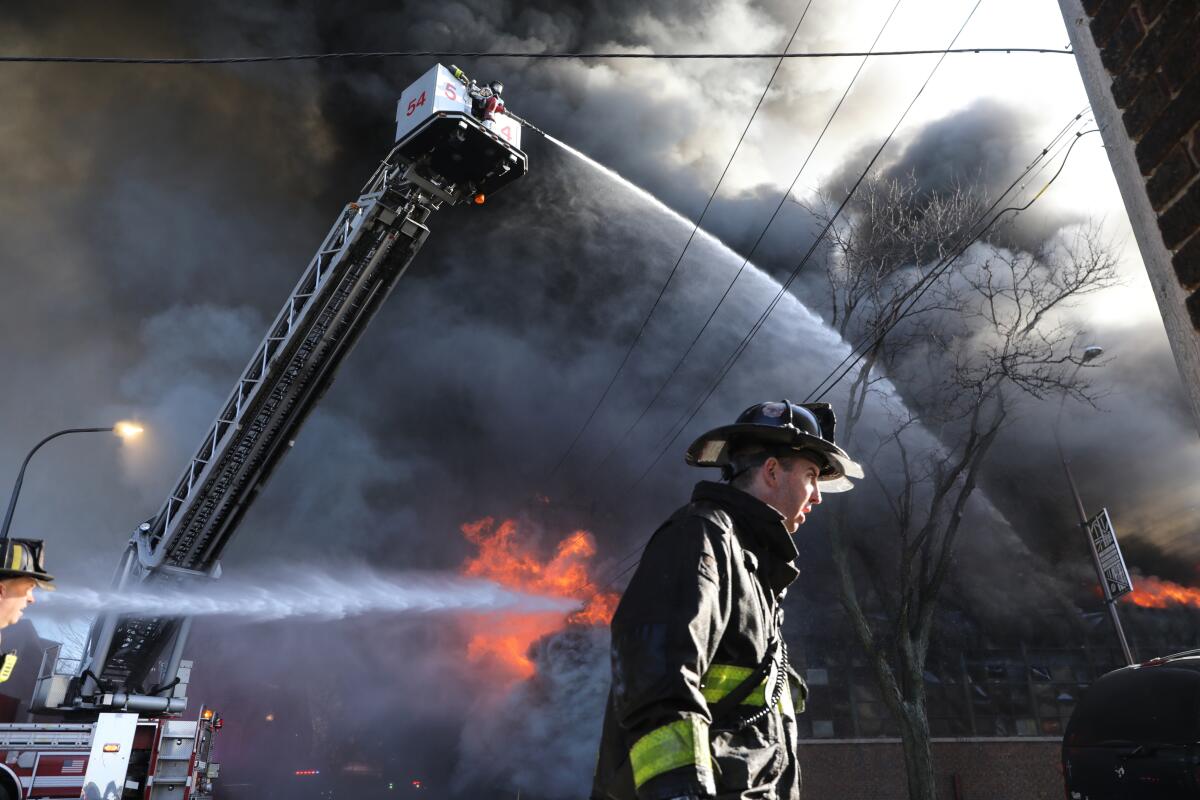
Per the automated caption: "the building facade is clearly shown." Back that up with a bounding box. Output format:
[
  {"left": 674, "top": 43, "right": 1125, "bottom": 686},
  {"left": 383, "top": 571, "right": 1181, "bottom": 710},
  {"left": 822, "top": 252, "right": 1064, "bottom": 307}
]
[{"left": 1058, "top": 0, "right": 1200, "bottom": 435}]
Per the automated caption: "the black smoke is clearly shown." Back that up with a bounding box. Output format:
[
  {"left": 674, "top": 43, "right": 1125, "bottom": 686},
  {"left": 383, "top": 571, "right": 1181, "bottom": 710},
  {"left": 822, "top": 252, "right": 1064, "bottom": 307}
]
[{"left": 3, "top": 3, "right": 1198, "bottom": 799}]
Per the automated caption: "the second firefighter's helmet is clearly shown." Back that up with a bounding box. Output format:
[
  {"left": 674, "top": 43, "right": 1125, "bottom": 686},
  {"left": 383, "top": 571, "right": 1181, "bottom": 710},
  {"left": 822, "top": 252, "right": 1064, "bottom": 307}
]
[
  {"left": 489, "top": 80, "right": 504, "bottom": 96},
  {"left": 686, "top": 400, "right": 863, "bottom": 492},
  {"left": 0, "top": 538, "right": 54, "bottom": 589}
]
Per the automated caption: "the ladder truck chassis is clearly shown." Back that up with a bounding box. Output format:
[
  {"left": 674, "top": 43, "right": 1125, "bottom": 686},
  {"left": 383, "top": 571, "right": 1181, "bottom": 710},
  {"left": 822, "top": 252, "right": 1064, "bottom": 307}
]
[{"left": 0, "top": 701, "right": 219, "bottom": 800}]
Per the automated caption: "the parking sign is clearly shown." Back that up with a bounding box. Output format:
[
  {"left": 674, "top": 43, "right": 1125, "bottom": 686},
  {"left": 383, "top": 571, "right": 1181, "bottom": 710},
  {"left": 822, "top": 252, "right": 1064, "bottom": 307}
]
[{"left": 1085, "top": 508, "right": 1133, "bottom": 599}]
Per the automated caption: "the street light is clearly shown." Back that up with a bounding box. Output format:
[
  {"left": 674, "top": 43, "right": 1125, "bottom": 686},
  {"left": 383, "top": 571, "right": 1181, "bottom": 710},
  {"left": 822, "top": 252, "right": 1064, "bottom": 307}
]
[
  {"left": 1053, "top": 346, "right": 1134, "bottom": 666},
  {"left": 113, "top": 422, "right": 144, "bottom": 440},
  {"left": 0, "top": 422, "right": 144, "bottom": 542}
]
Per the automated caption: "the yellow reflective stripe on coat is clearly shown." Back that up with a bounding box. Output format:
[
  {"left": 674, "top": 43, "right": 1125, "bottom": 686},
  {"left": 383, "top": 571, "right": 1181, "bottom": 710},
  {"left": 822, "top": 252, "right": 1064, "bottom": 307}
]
[
  {"left": 0, "top": 652, "right": 17, "bottom": 683},
  {"left": 629, "top": 717, "right": 711, "bottom": 789},
  {"left": 700, "top": 664, "right": 767, "bottom": 706}
]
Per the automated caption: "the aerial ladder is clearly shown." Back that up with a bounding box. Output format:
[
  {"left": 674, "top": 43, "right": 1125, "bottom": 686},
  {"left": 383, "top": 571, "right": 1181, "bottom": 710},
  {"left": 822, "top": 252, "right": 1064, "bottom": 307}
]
[{"left": 0, "top": 64, "right": 526, "bottom": 800}]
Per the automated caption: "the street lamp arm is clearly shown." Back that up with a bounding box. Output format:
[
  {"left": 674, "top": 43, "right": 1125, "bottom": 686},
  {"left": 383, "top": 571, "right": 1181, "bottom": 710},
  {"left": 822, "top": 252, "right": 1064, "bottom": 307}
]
[{"left": 0, "top": 427, "right": 115, "bottom": 542}]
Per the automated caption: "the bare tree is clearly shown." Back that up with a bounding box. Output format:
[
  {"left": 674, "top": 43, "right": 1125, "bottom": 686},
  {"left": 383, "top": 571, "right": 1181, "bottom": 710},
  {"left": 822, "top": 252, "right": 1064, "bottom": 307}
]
[{"left": 813, "top": 176, "right": 1119, "bottom": 800}]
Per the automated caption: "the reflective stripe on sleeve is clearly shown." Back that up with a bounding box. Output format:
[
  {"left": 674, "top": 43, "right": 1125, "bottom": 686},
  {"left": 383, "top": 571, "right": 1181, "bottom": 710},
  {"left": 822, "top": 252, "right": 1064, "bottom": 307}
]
[
  {"left": 629, "top": 717, "right": 711, "bottom": 789},
  {"left": 700, "top": 663, "right": 767, "bottom": 706}
]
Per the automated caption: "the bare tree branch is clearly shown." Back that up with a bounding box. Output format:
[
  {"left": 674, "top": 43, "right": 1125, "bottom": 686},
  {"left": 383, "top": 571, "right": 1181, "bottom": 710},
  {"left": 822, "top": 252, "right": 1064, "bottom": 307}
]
[{"left": 815, "top": 172, "right": 1118, "bottom": 800}]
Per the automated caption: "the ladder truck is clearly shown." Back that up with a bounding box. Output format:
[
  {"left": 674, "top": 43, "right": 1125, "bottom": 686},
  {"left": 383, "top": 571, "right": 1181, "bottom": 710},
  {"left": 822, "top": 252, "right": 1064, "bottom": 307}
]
[{"left": 0, "top": 64, "right": 527, "bottom": 800}]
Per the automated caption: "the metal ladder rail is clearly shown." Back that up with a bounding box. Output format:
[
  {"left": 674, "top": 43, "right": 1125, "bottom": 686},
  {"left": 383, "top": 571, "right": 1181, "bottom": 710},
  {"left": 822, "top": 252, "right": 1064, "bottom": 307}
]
[
  {"left": 76, "top": 180, "right": 439, "bottom": 707},
  {"left": 134, "top": 196, "right": 379, "bottom": 569},
  {"left": 164, "top": 190, "right": 434, "bottom": 573}
]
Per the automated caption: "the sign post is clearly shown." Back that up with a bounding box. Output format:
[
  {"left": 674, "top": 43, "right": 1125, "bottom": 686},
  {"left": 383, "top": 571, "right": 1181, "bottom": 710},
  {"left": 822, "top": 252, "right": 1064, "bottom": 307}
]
[{"left": 1064, "top": 458, "right": 1135, "bottom": 665}]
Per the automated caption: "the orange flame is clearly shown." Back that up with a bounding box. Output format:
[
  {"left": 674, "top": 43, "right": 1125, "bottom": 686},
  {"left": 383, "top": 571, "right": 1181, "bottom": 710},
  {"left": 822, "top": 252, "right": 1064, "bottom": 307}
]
[
  {"left": 1123, "top": 576, "right": 1200, "bottom": 609},
  {"left": 460, "top": 516, "right": 618, "bottom": 679}
]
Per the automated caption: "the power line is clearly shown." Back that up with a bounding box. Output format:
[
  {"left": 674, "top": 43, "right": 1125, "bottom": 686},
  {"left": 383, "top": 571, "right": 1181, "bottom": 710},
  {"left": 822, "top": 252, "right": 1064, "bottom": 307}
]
[
  {"left": 0, "top": 47, "right": 1073, "bottom": 66},
  {"left": 587, "top": 0, "right": 908, "bottom": 590},
  {"left": 802, "top": 109, "right": 1091, "bottom": 403},
  {"left": 630, "top": 0, "right": 988, "bottom": 488},
  {"left": 807, "top": 126, "right": 1100, "bottom": 403},
  {"left": 589, "top": 0, "right": 906, "bottom": 477},
  {"left": 547, "top": 2, "right": 815, "bottom": 475},
  {"left": 594, "top": 119, "right": 1100, "bottom": 595}
]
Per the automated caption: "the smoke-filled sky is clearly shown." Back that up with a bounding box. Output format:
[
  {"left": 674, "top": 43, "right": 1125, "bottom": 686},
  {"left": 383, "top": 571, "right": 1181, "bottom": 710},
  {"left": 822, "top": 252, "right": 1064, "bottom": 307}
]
[{"left": 3, "top": 1, "right": 1199, "bottom": 797}]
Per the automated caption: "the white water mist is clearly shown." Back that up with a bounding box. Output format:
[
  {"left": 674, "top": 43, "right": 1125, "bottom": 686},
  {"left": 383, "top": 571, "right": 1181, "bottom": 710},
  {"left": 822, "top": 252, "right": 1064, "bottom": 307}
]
[
  {"left": 544, "top": 133, "right": 1029, "bottom": 559},
  {"left": 544, "top": 134, "right": 829, "bottom": 329},
  {"left": 33, "top": 566, "right": 578, "bottom": 623}
]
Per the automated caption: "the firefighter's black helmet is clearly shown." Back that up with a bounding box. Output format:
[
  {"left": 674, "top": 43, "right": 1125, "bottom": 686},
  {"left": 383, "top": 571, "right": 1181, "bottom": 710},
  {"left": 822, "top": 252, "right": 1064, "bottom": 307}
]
[
  {"left": 686, "top": 400, "right": 863, "bottom": 492},
  {"left": 490, "top": 80, "right": 504, "bottom": 96},
  {"left": 0, "top": 538, "right": 54, "bottom": 589}
]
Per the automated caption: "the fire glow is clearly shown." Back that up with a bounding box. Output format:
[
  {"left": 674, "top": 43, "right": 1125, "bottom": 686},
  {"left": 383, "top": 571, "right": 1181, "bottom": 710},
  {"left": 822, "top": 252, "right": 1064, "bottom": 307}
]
[
  {"left": 1124, "top": 575, "right": 1200, "bottom": 609},
  {"left": 459, "top": 516, "right": 618, "bottom": 678}
]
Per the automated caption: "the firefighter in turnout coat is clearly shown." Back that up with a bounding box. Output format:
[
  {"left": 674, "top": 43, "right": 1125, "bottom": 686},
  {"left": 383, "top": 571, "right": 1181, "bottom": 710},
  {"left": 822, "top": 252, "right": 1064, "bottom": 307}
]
[
  {"left": 592, "top": 401, "right": 863, "bottom": 800},
  {"left": 0, "top": 537, "right": 54, "bottom": 683}
]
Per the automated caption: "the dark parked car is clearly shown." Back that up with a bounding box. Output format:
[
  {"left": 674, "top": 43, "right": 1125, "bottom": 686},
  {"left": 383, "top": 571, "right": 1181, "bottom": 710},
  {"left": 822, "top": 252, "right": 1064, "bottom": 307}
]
[{"left": 1063, "top": 650, "right": 1200, "bottom": 799}]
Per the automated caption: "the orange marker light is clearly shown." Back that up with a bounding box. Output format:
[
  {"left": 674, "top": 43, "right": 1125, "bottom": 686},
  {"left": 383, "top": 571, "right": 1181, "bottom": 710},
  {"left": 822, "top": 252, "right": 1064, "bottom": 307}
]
[
  {"left": 473, "top": 194, "right": 486, "bottom": 205},
  {"left": 103, "top": 743, "right": 121, "bottom": 753},
  {"left": 201, "top": 709, "right": 215, "bottom": 720}
]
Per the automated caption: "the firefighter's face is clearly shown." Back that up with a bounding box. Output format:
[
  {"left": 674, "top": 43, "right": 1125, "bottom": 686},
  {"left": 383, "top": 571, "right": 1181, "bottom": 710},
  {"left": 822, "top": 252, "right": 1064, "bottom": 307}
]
[
  {"left": 0, "top": 577, "right": 37, "bottom": 627},
  {"left": 763, "top": 455, "right": 822, "bottom": 533}
]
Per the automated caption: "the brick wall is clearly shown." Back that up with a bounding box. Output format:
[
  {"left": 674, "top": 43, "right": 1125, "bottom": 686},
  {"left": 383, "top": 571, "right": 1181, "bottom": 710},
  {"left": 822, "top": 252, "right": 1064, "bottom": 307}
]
[
  {"left": 1082, "top": 0, "right": 1200, "bottom": 327},
  {"left": 798, "top": 738, "right": 1062, "bottom": 800}
]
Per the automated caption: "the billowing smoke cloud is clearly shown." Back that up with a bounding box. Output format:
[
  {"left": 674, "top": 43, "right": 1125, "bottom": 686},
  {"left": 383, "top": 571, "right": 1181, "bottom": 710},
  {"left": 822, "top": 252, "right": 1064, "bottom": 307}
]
[
  {"left": 455, "top": 627, "right": 611, "bottom": 798},
  {"left": 2, "top": 2, "right": 1198, "bottom": 798}
]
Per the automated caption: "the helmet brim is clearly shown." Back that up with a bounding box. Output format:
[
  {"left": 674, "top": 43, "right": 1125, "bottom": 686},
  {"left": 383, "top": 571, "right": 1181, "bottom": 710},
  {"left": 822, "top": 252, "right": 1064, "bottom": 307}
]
[
  {"left": 686, "top": 422, "right": 863, "bottom": 492},
  {"left": 820, "top": 451, "right": 863, "bottom": 493},
  {"left": 0, "top": 569, "right": 55, "bottom": 591}
]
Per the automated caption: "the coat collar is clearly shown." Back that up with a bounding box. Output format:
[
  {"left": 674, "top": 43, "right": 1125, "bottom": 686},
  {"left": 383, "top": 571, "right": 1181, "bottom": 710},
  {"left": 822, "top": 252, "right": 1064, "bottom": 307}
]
[{"left": 690, "top": 480, "right": 800, "bottom": 593}]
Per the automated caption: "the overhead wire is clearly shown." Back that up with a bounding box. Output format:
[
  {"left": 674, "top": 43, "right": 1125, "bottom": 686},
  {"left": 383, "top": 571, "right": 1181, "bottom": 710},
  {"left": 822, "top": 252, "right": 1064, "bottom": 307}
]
[
  {"left": 807, "top": 125, "right": 1100, "bottom": 403},
  {"left": 0, "top": 48, "right": 1073, "bottom": 66},
  {"left": 547, "top": 1, "right": 815, "bottom": 475},
  {"left": 588, "top": 0, "right": 906, "bottom": 477},
  {"left": 588, "top": 0, "right": 975, "bottom": 589},
  {"left": 592, "top": 116, "right": 1101, "bottom": 596},
  {"left": 629, "top": 0, "right": 988, "bottom": 489},
  {"left": 14, "top": 19, "right": 1078, "bottom": 590},
  {"left": 801, "top": 107, "right": 1092, "bottom": 403}
]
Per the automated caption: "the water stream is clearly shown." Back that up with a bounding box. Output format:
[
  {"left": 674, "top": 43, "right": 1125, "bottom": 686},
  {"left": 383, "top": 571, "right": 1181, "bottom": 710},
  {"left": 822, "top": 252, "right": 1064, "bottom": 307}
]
[
  {"left": 33, "top": 567, "right": 576, "bottom": 622},
  {"left": 544, "top": 135, "right": 1030, "bottom": 571},
  {"left": 544, "top": 134, "right": 832, "bottom": 332}
]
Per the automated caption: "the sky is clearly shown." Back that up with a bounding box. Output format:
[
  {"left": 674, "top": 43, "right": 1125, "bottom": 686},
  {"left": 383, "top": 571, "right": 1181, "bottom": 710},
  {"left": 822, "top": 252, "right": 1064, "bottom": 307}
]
[{"left": 1, "top": 1, "right": 1198, "bottom": 797}]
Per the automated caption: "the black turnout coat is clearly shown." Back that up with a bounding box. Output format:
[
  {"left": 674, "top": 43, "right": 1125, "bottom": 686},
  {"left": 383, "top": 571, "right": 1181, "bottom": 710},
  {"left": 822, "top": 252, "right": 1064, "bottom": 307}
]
[{"left": 592, "top": 481, "right": 805, "bottom": 800}]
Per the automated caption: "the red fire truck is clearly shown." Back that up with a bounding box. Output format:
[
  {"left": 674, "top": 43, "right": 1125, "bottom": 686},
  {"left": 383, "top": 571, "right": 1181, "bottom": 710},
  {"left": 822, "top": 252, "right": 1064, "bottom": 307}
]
[
  {"left": 0, "top": 707, "right": 219, "bottom": 800},
  {"left": 0, "top": 64, "right": 526, "bottom": 799}
]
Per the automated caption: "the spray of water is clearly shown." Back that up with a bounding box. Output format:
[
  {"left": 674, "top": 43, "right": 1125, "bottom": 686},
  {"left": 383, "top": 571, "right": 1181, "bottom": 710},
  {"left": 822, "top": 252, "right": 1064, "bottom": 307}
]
[
  {"left": 33, "top": 566, "right": 578, "bottom": 623},
  {"left": 544, "top": 135, "right": 830, "bottom": 328},
  {"left": 544, "top": 134, "right": 1031, "bottom": 559}
]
